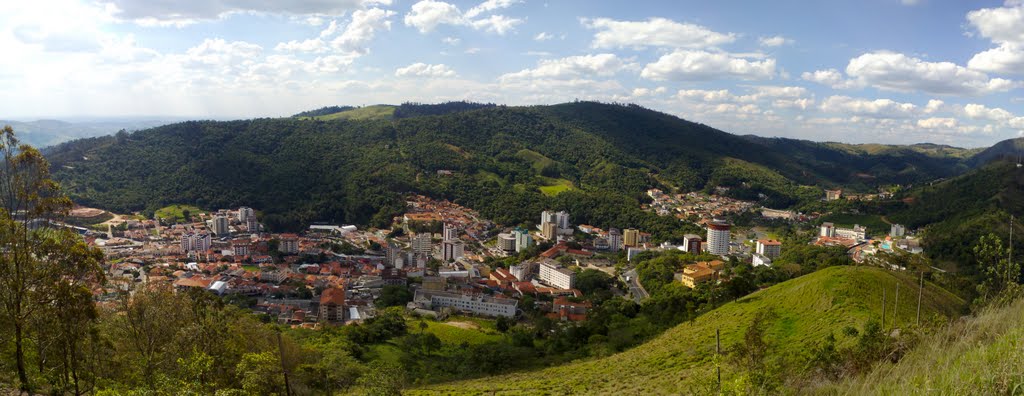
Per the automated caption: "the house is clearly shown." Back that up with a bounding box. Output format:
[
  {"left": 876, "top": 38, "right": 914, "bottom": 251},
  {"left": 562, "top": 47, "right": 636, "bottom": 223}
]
[
  {"left": 678, "top": 260, "right": 726, "bottom": 288},
  {"left": 549, "top": 296, "right": 591, "bottom": 321}
]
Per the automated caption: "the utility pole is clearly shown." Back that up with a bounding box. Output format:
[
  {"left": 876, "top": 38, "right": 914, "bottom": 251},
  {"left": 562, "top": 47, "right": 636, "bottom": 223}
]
[
  {"left": 716, "top": 328, "right": 721, "bottom": 392},
  {"left": 1009, "top": 215, "right": 1014, "bottom": 286},
  {"left": 917, "top": 271, "right": 924, "bottom": 326},
  {"left": 893, "top": 283, "right": 900, "bottom": 330}
]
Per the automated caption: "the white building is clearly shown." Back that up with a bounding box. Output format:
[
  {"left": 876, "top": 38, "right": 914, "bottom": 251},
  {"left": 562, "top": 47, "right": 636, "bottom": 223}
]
[
  {"left": 538, "top": 260, "right": 575, "bottom": 289},
  {"left": 497, "top": 233, "right": 517, "bottom": 252},
  {"left": 752, "top": 253, "right": 772, "bottom": 267},
  {"left": 414, "top": 290, "right": 517, "bottom": 318},
  {"left": 180, "top": 232, "right": 212, "bottom": 252},
  {"left": 237, "top": 207, "right": 254, "bottom": 223},
  {"left": 412, "top": 233, "right": 432, "bottom": 255},
  {"left": 607, "top": 228, "right": 623, "bottom": 253},
  {"left": 442, "top": 239, "right": 464, "bottom": 262},
  {"left": 755, "top": 239, "right": 782, "bottom": 259},
  {"left": 540, "top": 210, "right": 572, "bottom": 235},
  {"left": 245, "top": 217, "right": 259, "bottom": 234},
  {"left": 280, "top": 234, "right": 299, "bottom": 254},
  {"left": 212, "top": 215, "right": 229, "bottom": 236},
  {"left": 513, "top": 228, "right": 532, "bottom": 252},
  {"left": 890, "top": 224, "right": 906, "bottom": 237},
  {"left": 510, "top": 262, "right": 533, "bottom": 281},
  {"left": 706, "top": 219, "right": 731, "bottom": 256},
  {"left": 820, "top": 222, "right": 835, "bottom": 238},
  {"left": 835, "top": 225, "right": 867, "bottom": 242}
]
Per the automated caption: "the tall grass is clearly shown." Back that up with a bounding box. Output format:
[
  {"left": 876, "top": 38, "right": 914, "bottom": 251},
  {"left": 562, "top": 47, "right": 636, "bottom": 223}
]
[{"left": 827, "top": 297, "right": 1024, "bottom": 395}]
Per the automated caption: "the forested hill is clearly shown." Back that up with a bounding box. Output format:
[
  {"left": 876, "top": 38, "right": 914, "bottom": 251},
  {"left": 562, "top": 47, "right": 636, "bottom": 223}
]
[{"left": 45, "top": 102, "right": 968, "bottom": 233}]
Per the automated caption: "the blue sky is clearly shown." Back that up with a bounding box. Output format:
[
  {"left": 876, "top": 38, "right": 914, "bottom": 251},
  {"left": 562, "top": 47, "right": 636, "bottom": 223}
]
[{"left": 2, "top": 0, "right": 1023, "bottom": 146}]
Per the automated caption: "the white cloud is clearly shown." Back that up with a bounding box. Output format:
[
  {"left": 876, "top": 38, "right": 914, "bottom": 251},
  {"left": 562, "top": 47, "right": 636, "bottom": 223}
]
[
  {"left": 968, "top": 43, "right": 1024, "bottom": 74},
  {"left": 582, "top": 17, "right": 736, "bottom": 49},
  {"left": 630, "top": 87, "right": 667, "bottom": 97},
  {"left": 395, "top": 62, "right": 456, "bottom": 77},
  {"left": 274, "top": 8, "right": 394, "bottom": 57},
  {"left": 534, "top": 32, "right": 553, "bottom": 41},
  {"left": 403, "top": 0, "right": 523, "bottom": 35},
  {"left": 104, "top": 0, "right": 390, "bottom": 27},
  {"left": 962, "top": 103, "right": 1014, "bottom": 121},
  {"left": 758, "top": 35, "right": 791, "bottom": 47},
  {"left": 820, "top": 95, "right": 918, "bottom": 118},
  {"left": 501, "top": 54, "right": 631, "bottom": 80},
  {"left": 966, "top": 2, "right": 1024, "bottom": 45},
  {"left": 442, "top": 36, "right": 460, "bottom": 45},
  {"left": 924, "top": 99, "right": 945, "bottom": 113},
  {"left": 641, "top": 50, "right": 776, "bottom": 81},
  {"left": 470, "top": 15, "right": 523, "bottom": 35},
  {"left": 917, "top": 117, "right": 958, "bottom": 129},
  {"left": 464, "top": 0, "right": 520, "bottom": 18},
  {"left": 845, "top": 51, "right": 1017, "bottom": 95},
  {"left": 801, "top": 68, "right": 857, "bottom": 89},
  {"left": 772, "top": 98, "right": 815, "bottom": 110}
]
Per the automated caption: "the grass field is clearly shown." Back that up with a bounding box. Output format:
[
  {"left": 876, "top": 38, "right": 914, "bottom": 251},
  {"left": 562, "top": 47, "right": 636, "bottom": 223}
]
[
  {"left": 154, "top": 204, "right": 203, "bottom": 223},
  {"left": 538, "top": 176, "right": 575, "bottom": 196},
  {"left": 515, "top": 149, "right": 557, "bottom": 174},
  {"left": 312, "top": 105, "right": 395, "bottom": 121},
  {"left": 409, "top": 266, "right": 965, "bottom": 395},
  {"left": 418, "top": 320, "right": 502, "bottom": 346},
  {"left": 821, "top": 213, "right": 890, "bottom": 237}
]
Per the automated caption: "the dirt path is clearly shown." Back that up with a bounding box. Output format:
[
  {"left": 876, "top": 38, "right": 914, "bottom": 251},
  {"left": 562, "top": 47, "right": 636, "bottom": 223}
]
[{"left": 443, "top": 321, "right": 480, "bottom": 330}]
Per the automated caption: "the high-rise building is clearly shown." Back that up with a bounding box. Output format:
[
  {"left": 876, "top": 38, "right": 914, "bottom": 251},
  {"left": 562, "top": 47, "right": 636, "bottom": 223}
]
[
  {"left": 513, "top": 227, "right": 532, "bottom": 252},
  {"left": 682, "top": 234, "right": 702, "bottom": 253},
  {"left": 412, "top": 233, "right": 432, "bottom": 255},
  {"left": 232, "top": 239, "right": 252, "bottom": 256},
  {"left": 238, "top": 207, "right": 254, "bottom": 223},
  {"left": 541, "top": 222, "right": 557, "bottom": 241},
  {"left": 538, "top": 261, "right": 576, "bottom": 289},
  {"left": 555, "top": 211, "right": 570, "bottom": 231},
  {"left": 497, "top": 233, "right": 517, "bottom": 252},
  {"left": 755, "top": 239, "right": 782, "bottom": 258},
  {"left": 706, "top": 219, "right": 731, "bottom": 256},
  {"left": 540, "top": 210, "right": 558, "bottom": 226},
  {"left": 607, "top": 228, "right": 623, "bottom": 252},
  {"left": 245, "top": 217, "right": 259, "bottom": 234},
  {"left": 180, "top": 232, "right": 212, "bottom": 252},
  {"left": 212, "top": 215, "right": 229, "bottom": 236},
  {"left": 280, "top": 233, "right": 299, "bottom": 254},
  {"left": 442, "top": 239, "right": 464, "bottom": 262},
  {"left": 443, "top": 223, "right": 459, "bottom": 241},
  {"left": 890, "top": 224, "right": 906, "bottom": 237},
  {"left": 623, "top": 228, "right": 640, "bottom": 247}
]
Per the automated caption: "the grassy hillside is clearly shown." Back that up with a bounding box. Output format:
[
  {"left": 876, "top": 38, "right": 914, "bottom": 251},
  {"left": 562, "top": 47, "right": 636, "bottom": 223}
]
[
  {"left": 154, "top": 204, "right": 203, "bottom": 223},
  {"left": 312, "top": 105, "right": 395, "bottom": 120},
  {"left": 829, "top": 297, "right": 1024, "bottom": 394},
  {"left": 408, "top": 266, "right": 965, "bottom": 395}
]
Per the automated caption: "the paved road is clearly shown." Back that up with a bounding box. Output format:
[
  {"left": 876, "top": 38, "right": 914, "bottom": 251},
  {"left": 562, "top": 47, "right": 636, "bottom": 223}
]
[{"left": 621, "top": 269, "right": 649, "bottom": 303}]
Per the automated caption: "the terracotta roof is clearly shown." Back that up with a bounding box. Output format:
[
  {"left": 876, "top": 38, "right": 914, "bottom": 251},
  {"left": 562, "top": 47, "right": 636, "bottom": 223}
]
[{"left": 320, "top": 287, "right": 345, "bottom": 306}]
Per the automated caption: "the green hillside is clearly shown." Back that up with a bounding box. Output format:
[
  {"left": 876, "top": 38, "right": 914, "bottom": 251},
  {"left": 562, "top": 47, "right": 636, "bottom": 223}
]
[
  {"left": 311, "top": 104, "right": 396, "bottom": 120},
  {"left": 409, "top": 266, "right": 965, "bottom": 395},
  {"left": 44, "top": 102, "right": 971, "bottom": 233},
  {"left": 829, "top": 297, "right": 1024, "bottom": 394}
]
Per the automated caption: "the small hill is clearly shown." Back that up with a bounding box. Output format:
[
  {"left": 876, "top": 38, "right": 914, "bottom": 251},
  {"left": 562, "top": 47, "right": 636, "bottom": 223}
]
[
  {"left": 967, "top": 137, "right": 1024, "bottom": 167},
  {"left": 408, "top": 266, "right": 964, "bottom": 395}
]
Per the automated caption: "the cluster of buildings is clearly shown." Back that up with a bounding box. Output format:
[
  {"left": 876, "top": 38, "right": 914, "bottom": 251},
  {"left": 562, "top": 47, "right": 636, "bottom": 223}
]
[{"left": 644, "top": 189, "right": 756, "bottom": 222}]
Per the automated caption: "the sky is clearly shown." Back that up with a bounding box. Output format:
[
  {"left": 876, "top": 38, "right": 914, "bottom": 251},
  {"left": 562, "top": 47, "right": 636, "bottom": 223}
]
[{"left": 2, "top": 0, "right": 1024, "bottom": 147}]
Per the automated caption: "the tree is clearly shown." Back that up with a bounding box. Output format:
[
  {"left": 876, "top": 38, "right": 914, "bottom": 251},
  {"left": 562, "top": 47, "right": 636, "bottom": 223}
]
[
  {"left": 376, "top": 285, "right": 413, "bottom": 308},
  {"left": 575, "top": 269, "right": 613, "bottom": 295},
  {"left": 0, "top": 126, "right": 104, "bottom": 392},
  {"left": 236, "top": 352, "right": 285, "bottom": 395},
  {"left": 355, "top": 361, "right": 405, "bottom": 396},
  {"left": 974, "top": 233, "right": 1022, "bottom": 306}
]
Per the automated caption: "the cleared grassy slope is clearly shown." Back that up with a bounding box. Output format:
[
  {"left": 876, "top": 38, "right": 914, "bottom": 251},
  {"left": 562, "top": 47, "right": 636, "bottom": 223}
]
[
  {"left": 409, "top": 266, "right": 964, "bottom": 395},
  {"left": 312, "top": 105, "right": 396, "bottom": 120},
  {"left": 827, "top": 297, "right": 1024, "bottom": 395}
]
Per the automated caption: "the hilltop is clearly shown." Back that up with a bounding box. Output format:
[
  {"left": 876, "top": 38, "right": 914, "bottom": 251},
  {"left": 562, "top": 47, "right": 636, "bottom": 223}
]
[
  {"left": 43, "top": 102, "right": 971, "bottom": 232},
  {"left": 409, "top": 266, "right": 964, "bottom": 394}
]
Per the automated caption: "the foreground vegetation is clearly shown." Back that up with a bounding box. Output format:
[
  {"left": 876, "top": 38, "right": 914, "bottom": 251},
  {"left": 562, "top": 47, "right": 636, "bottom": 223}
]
[{"left": 411, "top": 266, "right": 965, "bottom": 394}]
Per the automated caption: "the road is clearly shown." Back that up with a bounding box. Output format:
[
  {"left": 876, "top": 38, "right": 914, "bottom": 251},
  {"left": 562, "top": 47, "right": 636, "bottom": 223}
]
[{"left": 621, "top": 269, "right": 649, "bottom": 303}]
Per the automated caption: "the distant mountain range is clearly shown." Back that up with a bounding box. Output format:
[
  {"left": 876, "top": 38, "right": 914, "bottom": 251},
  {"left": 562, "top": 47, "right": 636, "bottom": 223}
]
[{"left": 1, "top": 118, "right": 179, "bottom": 148}]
